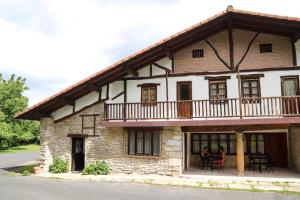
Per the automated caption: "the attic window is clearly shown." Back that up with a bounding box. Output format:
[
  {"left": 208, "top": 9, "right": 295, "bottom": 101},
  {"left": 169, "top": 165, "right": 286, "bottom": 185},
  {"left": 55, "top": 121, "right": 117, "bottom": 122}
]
[
  {"left": 259, "top": 44, "right": 272, "bottom": 53},
  {"left": 192, "top": 49, "right": 204, "bottom": 58}
]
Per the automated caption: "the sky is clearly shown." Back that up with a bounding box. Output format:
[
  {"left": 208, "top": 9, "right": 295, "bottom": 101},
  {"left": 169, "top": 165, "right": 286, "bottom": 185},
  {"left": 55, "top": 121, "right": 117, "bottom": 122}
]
[{"left": 1, "top": 0, "right": 300, "bottom": 107}]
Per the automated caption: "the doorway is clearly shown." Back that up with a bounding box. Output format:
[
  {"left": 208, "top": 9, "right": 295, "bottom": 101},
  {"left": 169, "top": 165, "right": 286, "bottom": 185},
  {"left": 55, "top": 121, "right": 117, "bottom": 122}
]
[
  {"left": 72, "top": 137, "right": 85, "bottom": 171},
  {"left": 177, "top": 81, "right": 192, "bottom": 118},
  {"left": 264, "top": 133, "right": 287, "bottom": 167},
  {"left": 281, "top": 76, "right": 299, "bottom": 115}
]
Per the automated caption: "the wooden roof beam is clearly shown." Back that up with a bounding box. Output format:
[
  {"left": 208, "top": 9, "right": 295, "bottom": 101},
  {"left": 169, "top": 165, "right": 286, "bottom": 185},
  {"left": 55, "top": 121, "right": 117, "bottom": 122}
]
[
  {"left": 125, "top": 64, "right": 138, "bottom": 76},
  {"left": 87, "top": 83, "right": 101, "bottom": 92},
  {"left": 165, "top": 49, "right": 173, "bottom": 60},
  {"left": 291, "top": 29, "right": 300, "bottom": 43},
  {"left": 60, "top": 98, "right": 74, "bottom": 106}
]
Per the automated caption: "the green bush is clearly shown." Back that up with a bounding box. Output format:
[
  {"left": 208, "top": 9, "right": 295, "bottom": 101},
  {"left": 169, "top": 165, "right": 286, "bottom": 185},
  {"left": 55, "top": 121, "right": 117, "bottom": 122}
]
[
  {"left": 49, "top": 158, "right": 68, "bottom": 173},
  {"left": 82, "top": 160, "right": 109, "bottom": 175},
  {"left": 21, "top": 170, "right": 31, "bottom": 176}
]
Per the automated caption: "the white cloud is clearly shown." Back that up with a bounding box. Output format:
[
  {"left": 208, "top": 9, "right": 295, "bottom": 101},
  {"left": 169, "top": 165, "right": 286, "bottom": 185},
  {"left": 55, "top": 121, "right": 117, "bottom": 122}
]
[{"left": 0, "top": 0, "right": 300, "bottom": 106}]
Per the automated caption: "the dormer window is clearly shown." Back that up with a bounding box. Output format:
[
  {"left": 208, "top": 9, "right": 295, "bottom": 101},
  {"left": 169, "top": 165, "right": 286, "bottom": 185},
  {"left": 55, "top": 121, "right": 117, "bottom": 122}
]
[
  {"left": 192, "top": 49, "right": 204, "bottom": 58},
  {"left": 259, "top": 44, "right": 272, "bottom": 53}
]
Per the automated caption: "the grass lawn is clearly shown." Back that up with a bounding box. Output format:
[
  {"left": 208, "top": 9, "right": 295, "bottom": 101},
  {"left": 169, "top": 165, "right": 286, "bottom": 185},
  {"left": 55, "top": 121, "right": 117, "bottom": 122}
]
[{"left": 0, "top": 144, "right": 39, "bottom": 154}]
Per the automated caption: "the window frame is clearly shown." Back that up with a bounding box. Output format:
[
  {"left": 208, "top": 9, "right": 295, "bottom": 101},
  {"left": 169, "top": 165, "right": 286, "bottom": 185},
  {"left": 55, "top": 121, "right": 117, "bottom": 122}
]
[
  {"left": 192, "top": 49, "right": 204, "bottom": 58},
  {"left": 191, "top": 133, "right": 236, "bottom": 155},
  {"left": 281, "top": 75, "right": 300, "bottom": 96},
  {"left": 246, "top": 133, "right": 265, "bottom": 155},
  {"left": 241, "top": 78, "right": 261, "bottom": 103},
  {"left": 140, "top": 84, "right": 158, "bottom": 104},
  {"left": 128, "top": 130, "right": 160, "bottom": 156},
  {"left": 208, "top": 80, "right": 228, "bottom": 103},
  {"left": 191, "top": 133, "right": 265, "bottom": 155},
  {"left": 259, "top": 43, "right": 272, "bottom": 53}
]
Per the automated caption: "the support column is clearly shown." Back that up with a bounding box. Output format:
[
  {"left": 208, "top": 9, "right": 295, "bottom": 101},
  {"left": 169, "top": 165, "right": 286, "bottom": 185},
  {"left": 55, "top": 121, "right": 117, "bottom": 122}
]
[{"left": 236, "top": 131, "right": 244, "bottom": 176}]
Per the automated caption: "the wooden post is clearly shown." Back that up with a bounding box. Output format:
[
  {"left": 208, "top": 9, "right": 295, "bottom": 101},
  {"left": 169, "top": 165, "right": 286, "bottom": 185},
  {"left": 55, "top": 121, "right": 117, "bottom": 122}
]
[{"left": 236, "top": 131, "right": 244, "bottom": 176}]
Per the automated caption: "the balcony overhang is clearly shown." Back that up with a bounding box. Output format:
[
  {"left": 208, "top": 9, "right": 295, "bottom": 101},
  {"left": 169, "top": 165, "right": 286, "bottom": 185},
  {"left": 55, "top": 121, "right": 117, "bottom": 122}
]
[{"left": 100, "top": 117, "right": 300, "bottom": 131}]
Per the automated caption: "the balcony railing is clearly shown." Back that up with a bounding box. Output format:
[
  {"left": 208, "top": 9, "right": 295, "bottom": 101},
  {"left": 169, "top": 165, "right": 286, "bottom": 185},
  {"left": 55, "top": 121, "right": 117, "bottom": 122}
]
[{"left": 104, "top": 96, "right": 300, "bottom": 121}]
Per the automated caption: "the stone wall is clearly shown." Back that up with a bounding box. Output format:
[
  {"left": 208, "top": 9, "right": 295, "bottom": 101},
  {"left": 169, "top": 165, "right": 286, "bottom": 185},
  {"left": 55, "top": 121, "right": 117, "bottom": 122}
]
[
  {"left": 39, "top": 102, "right": 183, "bottom": 176},
  {"left": 289, "top": 127, "right": 300, "bottom": 173}
]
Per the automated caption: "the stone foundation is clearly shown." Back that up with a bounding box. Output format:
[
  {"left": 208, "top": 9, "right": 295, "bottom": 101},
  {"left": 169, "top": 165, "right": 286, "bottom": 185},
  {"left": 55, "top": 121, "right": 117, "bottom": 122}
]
[{"left": 40, "top": 102, "right": 183, "bottom": 176}]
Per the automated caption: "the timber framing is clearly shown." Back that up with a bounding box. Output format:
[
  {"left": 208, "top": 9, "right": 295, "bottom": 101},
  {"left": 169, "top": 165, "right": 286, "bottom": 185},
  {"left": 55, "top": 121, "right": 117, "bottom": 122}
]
[
  {"left": 235, "top": 32, "right": 260, "bottom": 70},
  {"left": 111, "top": 91, "right": 124, "bottom": 101},
  {"left": 204, "top": 75, "right": 231, "bottom": 80},
  {"left": 123, "top": 66, "right": 300, "bottom": 81},
  {"left": 152, "top": 62, "right": 171, "bottom": 72},
  {"left": 228, "top": 17, "right": 234, "bottom": 69},
  {"left": 16, "top": 7, "right": 300, "bottom": 120},
  {"left": 204, "top": 39, "right": 231, "bottom": 70}
]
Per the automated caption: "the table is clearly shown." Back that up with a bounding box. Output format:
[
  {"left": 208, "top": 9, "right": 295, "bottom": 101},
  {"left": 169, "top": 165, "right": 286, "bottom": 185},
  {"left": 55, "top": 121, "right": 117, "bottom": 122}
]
[{"left": 251, "top": 154, "right": 269, "bottom": 173}]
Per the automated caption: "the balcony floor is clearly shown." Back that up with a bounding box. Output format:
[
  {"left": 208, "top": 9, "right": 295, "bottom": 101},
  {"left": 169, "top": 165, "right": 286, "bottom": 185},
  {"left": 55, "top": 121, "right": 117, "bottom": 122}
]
[{"left": 100, "top": 117, "right": 300, "bottom": 131}]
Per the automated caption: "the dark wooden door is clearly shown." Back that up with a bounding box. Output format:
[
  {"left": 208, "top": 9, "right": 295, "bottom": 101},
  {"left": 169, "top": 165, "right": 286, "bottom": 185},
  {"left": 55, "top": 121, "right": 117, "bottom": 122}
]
[
  {"left": 177, "top": 82, "right": 192, "bottom": 118},
  {"left": 281, "top": 76, "right": 299, "bottom": 115},
  {"left": 72, "top": 138, "right": 85, "bottom": 171},
  {"left": 264, "top": 133, "right": 287, "bottom": 167}
]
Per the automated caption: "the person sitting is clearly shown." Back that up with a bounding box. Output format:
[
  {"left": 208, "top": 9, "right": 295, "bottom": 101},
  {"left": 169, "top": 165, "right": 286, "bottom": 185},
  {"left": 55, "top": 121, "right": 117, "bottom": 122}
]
[
  {"left": 213, "top": 146, "right": 226, "bottom": 170},
  {"left": 200, "top": 147, "right": 211, "bottom": 170}
]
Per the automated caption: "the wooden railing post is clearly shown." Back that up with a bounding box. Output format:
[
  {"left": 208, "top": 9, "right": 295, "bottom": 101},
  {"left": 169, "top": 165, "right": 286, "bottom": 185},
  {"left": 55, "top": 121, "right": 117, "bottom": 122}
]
[
  {"left": 103, "top": 102, "right": 107, "bottom": 121},
  {"left": 123, "top": 103, "right": 126, "bottom": 121}
]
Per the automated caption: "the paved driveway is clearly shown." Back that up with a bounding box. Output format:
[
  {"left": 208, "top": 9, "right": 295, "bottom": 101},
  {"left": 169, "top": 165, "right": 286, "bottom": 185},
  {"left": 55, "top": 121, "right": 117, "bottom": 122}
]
[
  {"left": 0, "top": 152, "right": 39, "bottom": 169},
  {"left": 0, "top": 174, "right": 298, "bottom": 200}
]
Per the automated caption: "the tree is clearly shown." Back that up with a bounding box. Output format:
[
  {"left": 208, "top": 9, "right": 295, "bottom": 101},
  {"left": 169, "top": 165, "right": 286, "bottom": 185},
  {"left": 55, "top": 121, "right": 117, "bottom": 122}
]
[{"left": 0, "top": 74, "right": 39, "bottom": 148}]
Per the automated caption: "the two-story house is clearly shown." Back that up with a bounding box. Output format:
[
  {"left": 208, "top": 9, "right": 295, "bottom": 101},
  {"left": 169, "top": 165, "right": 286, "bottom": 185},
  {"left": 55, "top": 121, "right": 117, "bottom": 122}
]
[{"left": 17, "top": 6, "right": 300, "bottom": 176}]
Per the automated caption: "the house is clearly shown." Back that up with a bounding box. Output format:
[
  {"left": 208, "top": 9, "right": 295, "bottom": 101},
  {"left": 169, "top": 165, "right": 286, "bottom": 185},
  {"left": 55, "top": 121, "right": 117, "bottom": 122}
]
[{"left": 16, "top": 6, "right": 300, "bottom": 176}]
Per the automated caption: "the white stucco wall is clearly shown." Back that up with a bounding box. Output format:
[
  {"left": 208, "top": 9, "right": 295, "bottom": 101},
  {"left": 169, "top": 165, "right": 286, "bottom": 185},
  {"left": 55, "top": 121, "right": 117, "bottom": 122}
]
[
  {"left": 108, "top": 81, "right": 124, "bottom": 104},
  {"left": 75, "top": 91, "right": 99, "bottom": 112},
  {"left": 51, "top": 105, "right": 73, "bottom": 121}
]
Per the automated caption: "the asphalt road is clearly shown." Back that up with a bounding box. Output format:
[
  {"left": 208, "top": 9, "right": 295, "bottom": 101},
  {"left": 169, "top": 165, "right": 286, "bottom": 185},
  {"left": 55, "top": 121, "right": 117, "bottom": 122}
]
[
  {"left": 0, "top": 152, "right": 39, "bottom": 169},
  {"left": 0, "top": 153, "right": 298, "bottom": 200},
  {"left": 0, "top": 174, "right": 298, "bottom": 200}
]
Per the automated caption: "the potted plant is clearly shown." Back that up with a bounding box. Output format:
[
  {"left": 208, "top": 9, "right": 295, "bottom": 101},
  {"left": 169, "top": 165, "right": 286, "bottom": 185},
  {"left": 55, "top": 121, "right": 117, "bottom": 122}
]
[{"left": 33, "top": 165, "right": 43, "bottom": 174}]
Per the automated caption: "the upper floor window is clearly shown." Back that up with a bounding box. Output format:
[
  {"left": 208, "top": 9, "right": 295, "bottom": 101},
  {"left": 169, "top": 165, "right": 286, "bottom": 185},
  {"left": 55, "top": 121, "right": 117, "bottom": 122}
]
[
  {"left": 192, "top": 49, "right": 204, "bottom": 58},
  {"left": 241, "top": 78, "right": 261, "bottom": 100},
  {"left": 259, "top": 44, "right": 272, "bottom": 53},
  {"left": 141, "top": 85, "right": 157, "bottom": 103},
  {"left": 209, "top": 80, "right": 227, "bottom": 102}
]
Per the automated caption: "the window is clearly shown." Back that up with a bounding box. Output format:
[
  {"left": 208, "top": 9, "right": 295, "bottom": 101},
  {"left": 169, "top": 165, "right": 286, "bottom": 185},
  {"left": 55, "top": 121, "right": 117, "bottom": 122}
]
[
  {"left": 259, "top": 44, "right": 272, "bottom": 53},
  {"left": 241, "top": 78, "right": 260, "bottom": 102},
  {"left": 192, "top": 49, "right": 204, "bottom": 58},
  {"left": 209, "top": 80, "right": 227, "bottom": 102},
  {"left": 191, "top": 133, "right": 237, "bottom": 155},
  {"left": 128, "top": 130, "right": 160, "bottom": 156},
  {"left": 249, "top": 134, "right": 264, "bottom": 154},
  {"left": 80, "top": 114, "right": 99, "bottom": 135},
  {"left": 191, "top": 133, "right": 265, "bottom": 155},
  {"left": 141, "top": 85, "right": 157, "bottom": 103}
]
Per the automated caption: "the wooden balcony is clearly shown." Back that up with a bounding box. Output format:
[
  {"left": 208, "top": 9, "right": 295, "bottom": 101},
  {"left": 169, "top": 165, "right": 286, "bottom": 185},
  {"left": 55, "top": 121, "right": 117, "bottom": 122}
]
[{"left": 104, "top": 96, "right": 300, "bottom": 121}]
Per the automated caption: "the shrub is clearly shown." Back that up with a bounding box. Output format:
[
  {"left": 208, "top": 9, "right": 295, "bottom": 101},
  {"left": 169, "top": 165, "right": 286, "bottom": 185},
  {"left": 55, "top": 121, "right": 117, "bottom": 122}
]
[
  {"left": 82, "top": 160, "right": 109, "bottom": 175},
  {"left": 49, "top": 158, "right": 68, "bottom": 173},
  {"left": 21, "top": 170, "right": 31, "bottom": 176}
]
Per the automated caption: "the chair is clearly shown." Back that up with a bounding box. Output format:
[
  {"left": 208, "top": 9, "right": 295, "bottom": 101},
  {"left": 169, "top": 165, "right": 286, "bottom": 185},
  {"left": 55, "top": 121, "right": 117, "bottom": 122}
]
[
  {"left": 200, "top": 154, "right": 212, "bottom": 171},
  {"left": 248, "top": 154, "right": 259, "bottom": 172},
  {"left": 264, "top": 155, "right": 273, "bottom": 173},
  {"left": 213, "top": 154, "right": 225, "bottom": 171}
]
